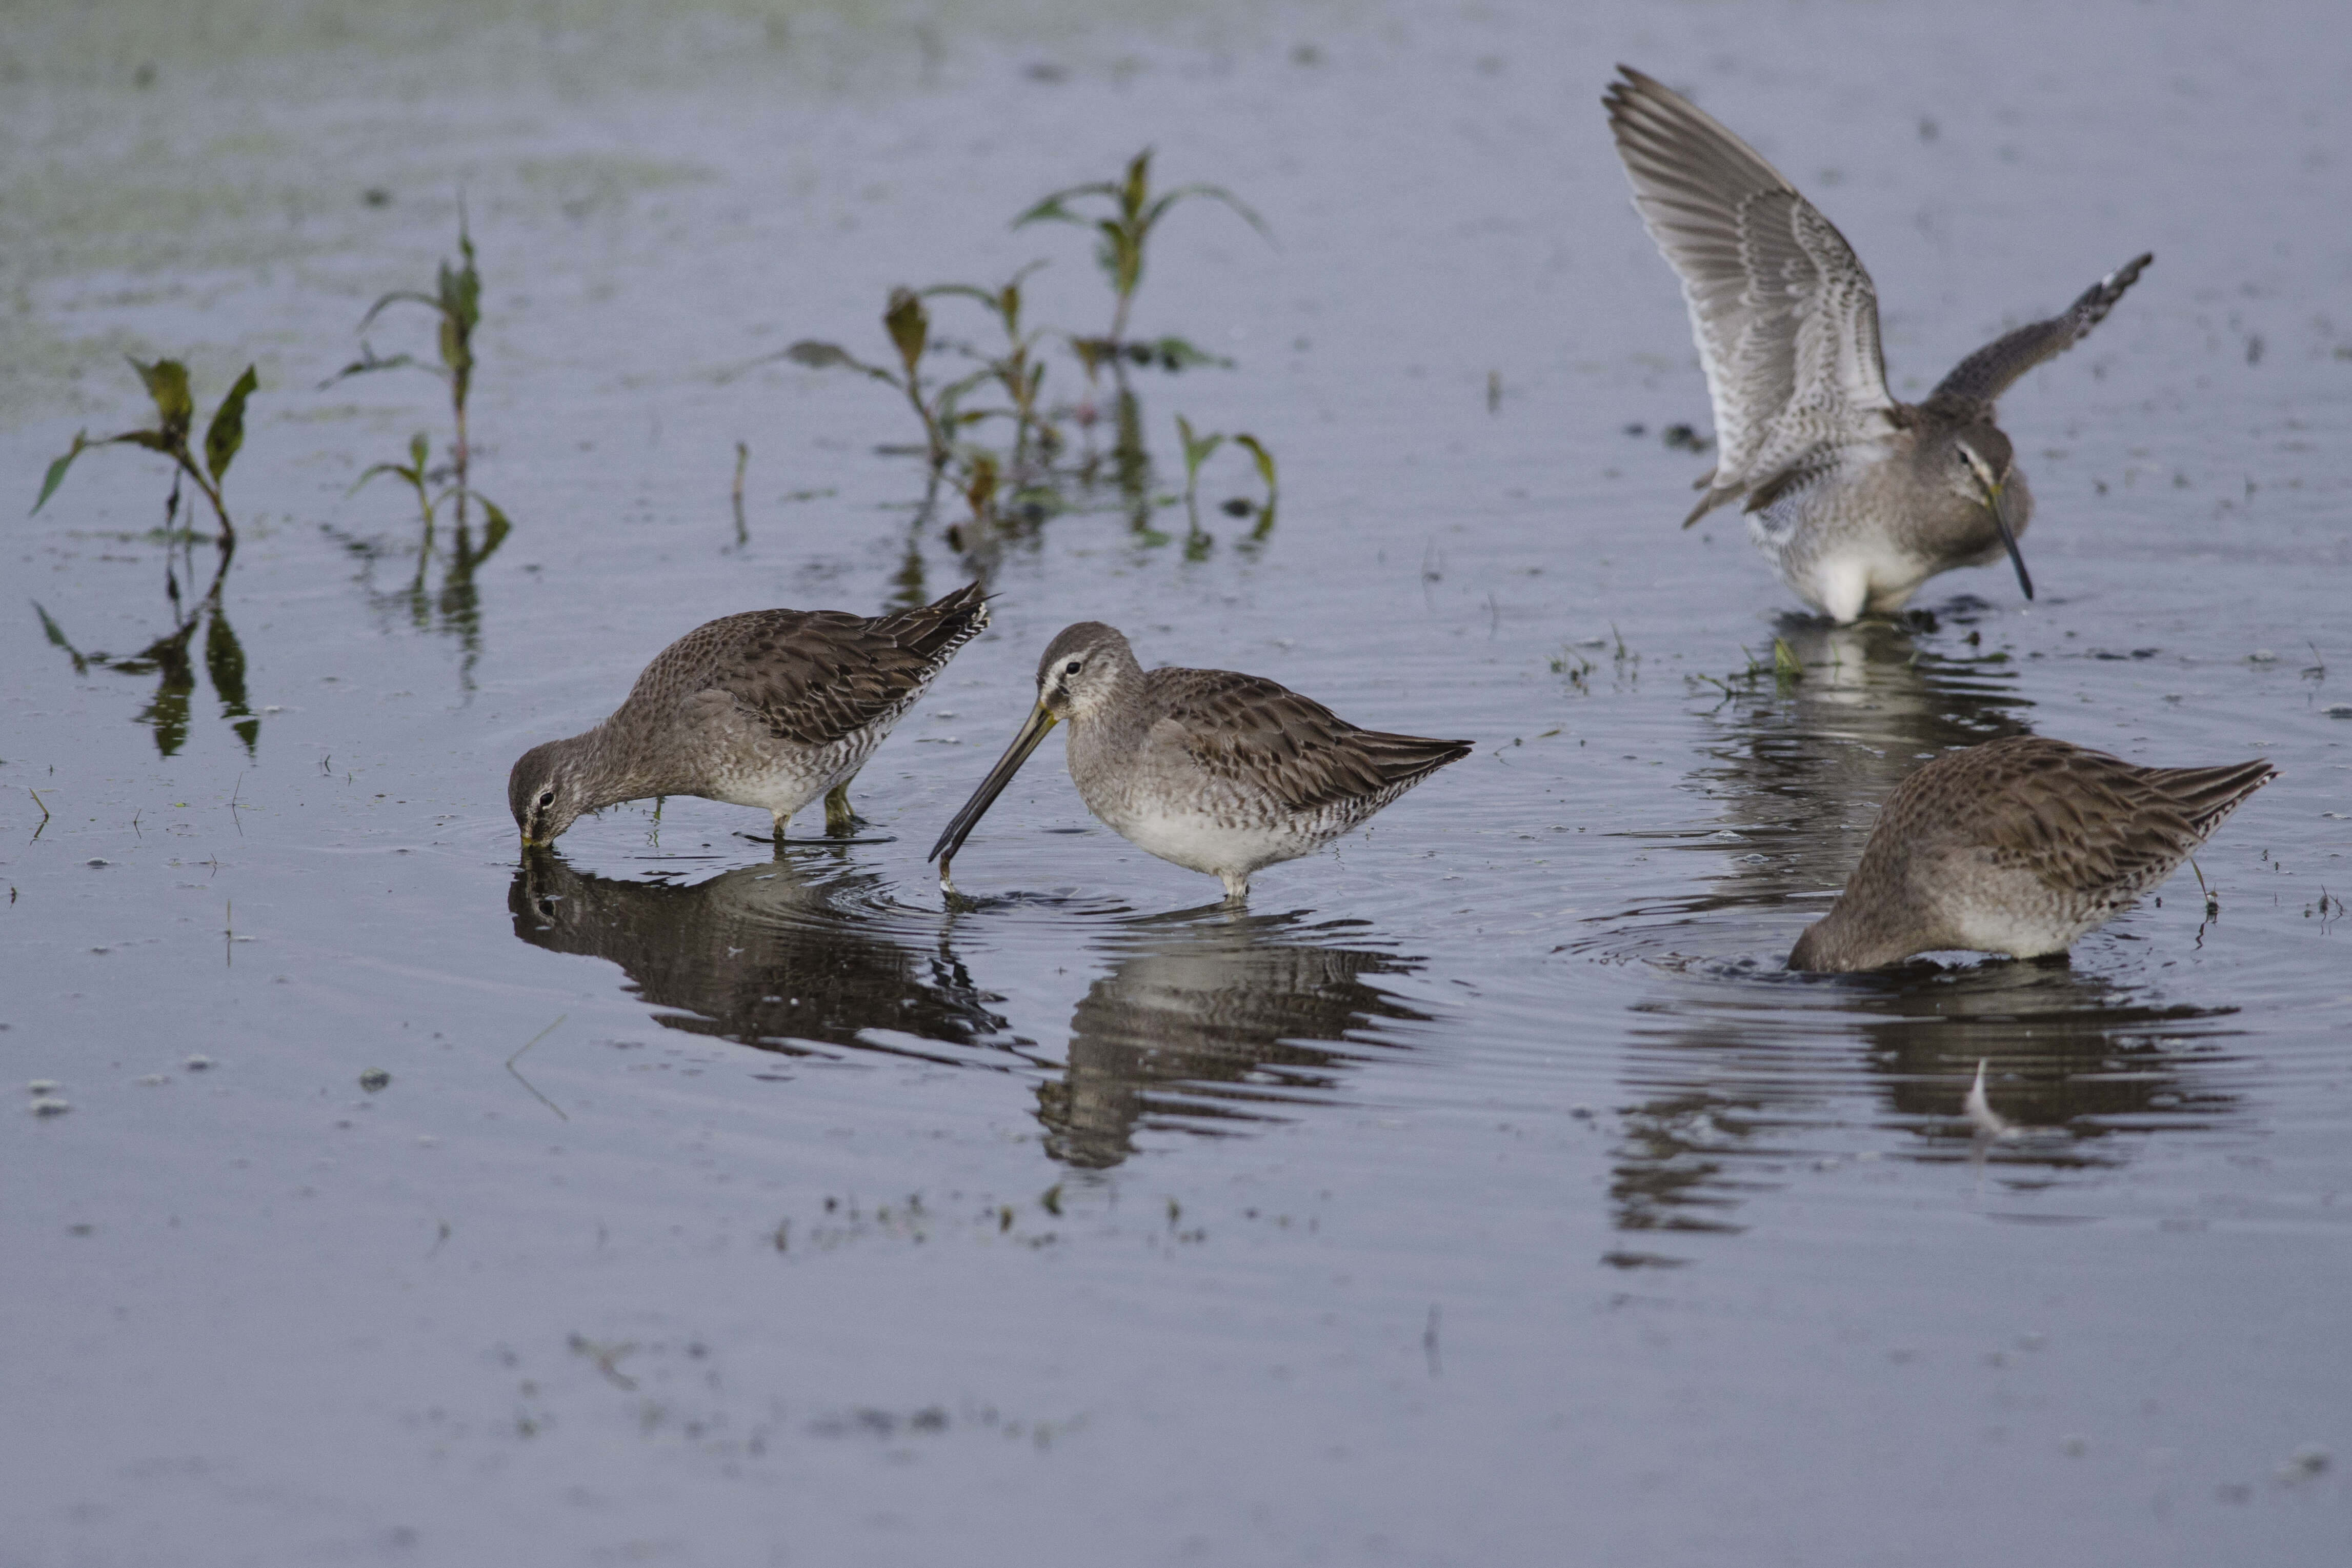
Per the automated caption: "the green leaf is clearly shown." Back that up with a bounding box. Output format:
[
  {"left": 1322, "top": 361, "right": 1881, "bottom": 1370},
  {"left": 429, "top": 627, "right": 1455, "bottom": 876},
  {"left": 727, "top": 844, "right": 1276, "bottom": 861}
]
[
  {"left": 1120, "top": 149, "right": 1153, "bottom": 222},
  {"left": 108, "top": 429, "right": 174, "bottom": 453},
  {"left": 357, "top": 289, "right": 441, "bottom": 332},
  {"left": 1146, "top": 183, "right": 1276, "bottom": 247},
  {"left": 205, "top": 605, "right": 251, "bottom": 712},
  {"left": 783, "top": 340, "right": 895, "bottom": 383},
  {"left": 1010, "top": 184, "right": 1118, "bottom": 229},
  {"left": 1140, "top": 337, "right": 1235, "bottom": 373},
  {"left": 132, "top": 358, "right": 194, "bottom": 440},
  {"left": 1234, "top": 433, "right": 1277, "bottom": 492},
  {"left": 204, "top": 365, "right": 259, "bottom": 483},
  {"left": 475, "top": 498, "right": 513, "bottom": 559},
  {"left": 33, "top": 601, "right": 91, "bottom": 673},
  {"left": 883, "top": 287, "right": 929, "bottom": 377},
  {"left": 32, "top": 432, "right": 90, "bottom": 514},
  {"left": 320, "top": 347, "right": 430, "bottom": 388},
  {"left": 351, "top": 460, "right": 416, "bottom": 494}
]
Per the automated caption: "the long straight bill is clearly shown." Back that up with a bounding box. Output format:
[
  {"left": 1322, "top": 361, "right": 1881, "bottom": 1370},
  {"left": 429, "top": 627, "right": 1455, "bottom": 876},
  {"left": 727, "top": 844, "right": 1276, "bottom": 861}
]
[
  {"left": 1990, "top": 483, "right": 2033, "bottom": 601},
  {"left": 928, "top": 703, "right": 1059, "bottom": 890}
]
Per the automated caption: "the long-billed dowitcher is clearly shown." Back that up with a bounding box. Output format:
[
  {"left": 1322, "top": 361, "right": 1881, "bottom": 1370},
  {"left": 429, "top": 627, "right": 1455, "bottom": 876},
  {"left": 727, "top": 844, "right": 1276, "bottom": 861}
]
[
  {"left": 508, "top": 580, "right": 988, "bottom": 847},
  {"left": 1788, "top": 736, "right": 2275, "bottom": 971},
  {"left": 928, "top": 622, "right": 1472, "bottom": 901},
  {"left": 1605, "top": 66, "right": 2151, "bottom": 622}
]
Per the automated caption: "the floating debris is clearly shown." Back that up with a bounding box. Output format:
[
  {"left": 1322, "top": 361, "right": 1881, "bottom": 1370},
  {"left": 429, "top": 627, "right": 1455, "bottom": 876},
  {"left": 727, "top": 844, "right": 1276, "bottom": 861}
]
[{"left": 359, "top": 1067, "right": 392, "bottom": 1093}]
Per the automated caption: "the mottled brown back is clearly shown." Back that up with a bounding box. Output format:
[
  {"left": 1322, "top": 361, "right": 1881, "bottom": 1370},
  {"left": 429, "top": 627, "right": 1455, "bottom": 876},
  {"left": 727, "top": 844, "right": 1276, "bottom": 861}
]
[
  {"left": 1147, "top": 668, "right": 1471, "bottom": 814},
  {"left": 1874, "top": 735, "right": 2275, "bottom": 898},
  {"left": 628, "top": 580, "right": 987, "bottom": 745}
]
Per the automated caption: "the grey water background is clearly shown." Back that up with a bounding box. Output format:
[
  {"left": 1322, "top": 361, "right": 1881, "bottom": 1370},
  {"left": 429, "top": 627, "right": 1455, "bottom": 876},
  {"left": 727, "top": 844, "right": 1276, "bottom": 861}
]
[{"left": 4, "top": 1, "right": 2348, "bottom": 1561}]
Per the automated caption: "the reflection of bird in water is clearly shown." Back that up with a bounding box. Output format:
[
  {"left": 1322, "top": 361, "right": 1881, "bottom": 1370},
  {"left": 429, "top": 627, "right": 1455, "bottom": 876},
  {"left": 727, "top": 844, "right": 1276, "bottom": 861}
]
[
  {"left": 930, "top": 621, "right": 1470, "bottom": 902},
  {"left": 1606, "top": 960, "right": 2245, "bottom": 1247},
  {"left": 1790, "top": 737, "right": 2276, "bottom": 970},
  {"left": 509, "top": 852, "right": 1015, "bottom": 1060},
  {"left": 1606, "top": 67, "right": 2149, "bottom": 621},
  {"left": 1037, "top": 912, "right": 1429, "bottom": 1169},
  {"left": 1616, "top": 620, "right": 2028, "bottom": 942},
  {"left": 509, "top": 580, "right": 987, "bottom": 847}
]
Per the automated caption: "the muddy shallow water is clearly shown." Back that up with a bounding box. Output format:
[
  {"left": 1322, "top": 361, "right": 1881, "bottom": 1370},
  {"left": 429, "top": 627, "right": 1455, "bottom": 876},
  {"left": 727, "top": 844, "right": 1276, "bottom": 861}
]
[{"left": 5, "top": 1, "right": 2349, "bottom": 1561}]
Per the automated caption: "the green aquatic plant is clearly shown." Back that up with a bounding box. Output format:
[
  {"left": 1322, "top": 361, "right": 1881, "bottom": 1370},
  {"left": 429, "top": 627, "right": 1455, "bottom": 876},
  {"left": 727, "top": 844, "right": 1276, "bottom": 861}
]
[
  {"left": 1693, "top": 636, "right": 1804, "bottom": 702},
  {"left": 927, "top": 264, "right": 1058, "bottom": 464},
  {"left": 1232, "top": 433, "right": 1278, "bottom": 537},
  {"left": 1549, "top": 648, "right": 1596, "bottom": 692},
  {"left": 329, "top": 211, "right": 485, "bottom": 504},
  {"left": 1171, "top": 418, "right": 1278, "bottom": 551},
  {"left": 787, "top": 287, "right": 991, "bottom": 474},
  {"left": 1174, "top": 414, "right": 1220, "bottom": 557},
  {"left": 33, "top": 357, "right": 259, "bottom": 549},
  {"left": 1014, "top": 148, "right": 1271, "bottom": 367},
  {"left": 351, "top": 431, "right": 511, "bottom": 545}
]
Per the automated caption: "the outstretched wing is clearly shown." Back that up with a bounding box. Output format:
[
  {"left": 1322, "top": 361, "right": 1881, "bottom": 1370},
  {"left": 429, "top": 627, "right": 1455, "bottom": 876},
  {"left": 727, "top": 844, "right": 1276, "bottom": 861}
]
[
  {"left": 1152, "top": 669, "right": 1470, "bottom": 815},
  {"left": 1605, "top": 67, "right": 1898, "bottom": 515},
  {"left": 1928, "top": 253, "right": 2152, "bottom": 411}
]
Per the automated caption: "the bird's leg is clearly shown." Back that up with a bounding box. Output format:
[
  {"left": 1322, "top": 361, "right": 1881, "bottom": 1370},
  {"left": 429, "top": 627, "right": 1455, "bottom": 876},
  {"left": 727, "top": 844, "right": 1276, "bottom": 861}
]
[
  {"left": 771, "top": 809, "right": 790, "bottom": 847},
  {"left": 1218, "top": 870, "right": 1250, "bottom": 902},
  {"left": 823, "top": 781, "right": 859, "bottom": 837}
]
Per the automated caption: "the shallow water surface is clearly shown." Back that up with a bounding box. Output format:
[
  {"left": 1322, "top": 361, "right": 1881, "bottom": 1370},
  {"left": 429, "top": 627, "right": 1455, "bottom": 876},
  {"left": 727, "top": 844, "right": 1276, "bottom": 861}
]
[{"left": 4, "top": 1, "right": 2349, "bottom": 1561}]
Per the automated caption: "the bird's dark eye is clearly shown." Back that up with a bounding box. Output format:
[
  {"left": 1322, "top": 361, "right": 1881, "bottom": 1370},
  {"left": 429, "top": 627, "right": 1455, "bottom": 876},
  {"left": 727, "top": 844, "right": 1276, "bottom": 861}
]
[
  {"left": 1063, "top": 659, "right": 1081, "bottom": 675},
  {"left": 538, "top": 790, "right": 555, "bottom": 807}
]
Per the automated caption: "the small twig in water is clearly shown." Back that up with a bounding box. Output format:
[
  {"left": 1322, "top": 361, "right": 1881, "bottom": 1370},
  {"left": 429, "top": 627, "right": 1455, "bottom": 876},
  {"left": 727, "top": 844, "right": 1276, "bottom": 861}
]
[
  {"left": 731, "top": 440, "right": 750, "bottom": 545},
  {"left": 507, "top": 1014, "right": 569, "bottom": 1122},
  {"left": 1423, "top": 1304, "right": 1442, "bottom": 1378}
]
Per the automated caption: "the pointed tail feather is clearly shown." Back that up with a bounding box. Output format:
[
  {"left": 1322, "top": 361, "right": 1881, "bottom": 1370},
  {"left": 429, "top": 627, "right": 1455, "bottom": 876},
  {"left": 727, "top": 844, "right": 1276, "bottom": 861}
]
[{"left": 2153, "top": 758, "right": 2277, "bottom": 840}]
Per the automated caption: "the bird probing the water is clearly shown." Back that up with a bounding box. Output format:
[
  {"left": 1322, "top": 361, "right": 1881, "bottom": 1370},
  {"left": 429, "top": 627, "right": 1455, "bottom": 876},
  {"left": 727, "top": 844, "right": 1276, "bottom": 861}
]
[
  {"left": 930, "top": 622, "right": 1471, "bottom": 902},
  {"left": 509, "top": 581, "right": 988, "bottom": 847},
  {"left": 1788, "top": 736, "right": 2275, "bottom": 971}
]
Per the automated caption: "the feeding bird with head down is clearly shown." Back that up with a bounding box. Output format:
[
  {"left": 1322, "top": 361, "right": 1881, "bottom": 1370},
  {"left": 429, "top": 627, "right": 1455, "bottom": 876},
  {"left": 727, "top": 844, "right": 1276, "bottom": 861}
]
[
  {"left": 508, "top": 581, "right": 988, "bottom": 849},
  {"left": 1787, "top": 736, "right": 2275, "bottom": 972}
]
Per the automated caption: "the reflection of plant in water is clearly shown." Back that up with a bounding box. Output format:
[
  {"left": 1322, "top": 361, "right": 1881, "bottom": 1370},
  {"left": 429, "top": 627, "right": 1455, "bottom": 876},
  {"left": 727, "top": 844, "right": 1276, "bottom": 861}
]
[
  {"left": 35, "top": 561, "right": 258, "bottom": 758},
  {"left": 34, "top": 356, "right": 259, "bottom": 551},
  {"left": 328, "top": 209, "right": 489, "bottom": 511},
  {"left": 323, "top": 509, "right": 508, "bottom": 692}
]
